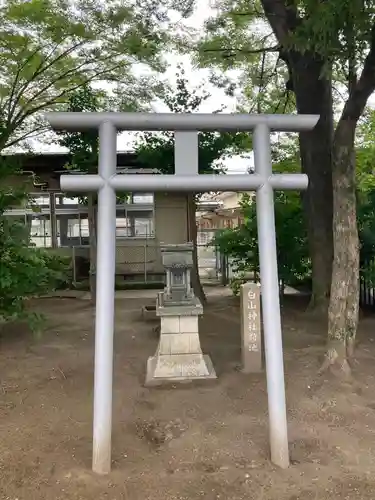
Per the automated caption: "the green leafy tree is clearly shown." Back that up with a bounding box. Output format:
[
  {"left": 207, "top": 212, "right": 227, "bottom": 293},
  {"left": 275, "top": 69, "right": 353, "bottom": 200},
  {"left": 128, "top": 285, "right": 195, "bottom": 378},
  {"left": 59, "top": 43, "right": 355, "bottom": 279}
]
[
  {"left": 0, "top": 0, "right": 184, "bottom": 306},
  {"left": 214, "top": 118, "right": 375, "bottom": 301},
  {"left": 355, "top": 110, "right": 375, "bottom": 286},
  {"left": 0, "top": 0, "right": 191, "bottom": 152},
  {"left": 0, "top": 159, "right": 68, "bottom": 331},
  {"left": 195, "top": 0, "right": 375, "bottom": 374},
  {"left": 0, "top": 0, "right": 194, "bottom": 324},
  {"left": 133, "top": 67, "right": 250, "bottom": 304},
  {"left": 214, "top": 153, "right": 309, "bottom": 295},
  {"left": 195, "top": 1, "right": 334, "bottom": 313}
]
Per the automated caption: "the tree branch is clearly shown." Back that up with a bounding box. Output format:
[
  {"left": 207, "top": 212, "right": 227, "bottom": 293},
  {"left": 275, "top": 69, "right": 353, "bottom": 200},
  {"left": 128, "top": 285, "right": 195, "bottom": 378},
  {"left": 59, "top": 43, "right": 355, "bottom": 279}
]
[
  {"left": 341, "top": 23, "right": 375, "bottom": 123},
  {"left": 7, "top": 39, "right": 89, "bottom": 123},
  {"left": 4, "top": 124, "right": 49, "bottom": 150},
  {"left": 5, "top": 40, "right": 40, "bottom": 123},
  {"left": 10, "top": 62, "right": 126, "bottom": 140},
  {"left": 1, "top": 61, "right": 125, "bottom": 151},
  {"left": 12, "top": 50, "right": 123, "bottom": 129},
  {"left": 202, "top": 45, "right": 280, "bottom": 58},
  {"left": 260, "top": 0, "right": 301, "bottom": 45},
  {"left": 229, "top": 9, "right": 265, "bottom": 17},
  {"left": 257, "top": 51, "right": 267, "bottom": 113}
]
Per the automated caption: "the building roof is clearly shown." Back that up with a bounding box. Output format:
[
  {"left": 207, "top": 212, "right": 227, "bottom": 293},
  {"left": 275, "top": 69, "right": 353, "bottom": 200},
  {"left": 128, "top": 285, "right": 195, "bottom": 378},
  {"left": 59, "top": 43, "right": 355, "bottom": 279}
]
[{"left": 1, "top": 150, "right": 144, "bottom": 177}]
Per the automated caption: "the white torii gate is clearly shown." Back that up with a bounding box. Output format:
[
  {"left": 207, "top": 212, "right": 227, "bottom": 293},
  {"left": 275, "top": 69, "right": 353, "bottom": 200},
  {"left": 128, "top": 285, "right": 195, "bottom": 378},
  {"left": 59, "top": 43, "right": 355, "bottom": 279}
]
[{"left": 46, "top": 112, "right": 319, "bottom": 475}]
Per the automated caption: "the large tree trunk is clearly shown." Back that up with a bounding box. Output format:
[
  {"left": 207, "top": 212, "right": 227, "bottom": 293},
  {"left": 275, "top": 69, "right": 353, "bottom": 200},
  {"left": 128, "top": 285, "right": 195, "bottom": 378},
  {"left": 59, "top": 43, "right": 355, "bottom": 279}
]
[
  {"left": 261, "top": 0, "right": 375, "bottom": 373},
  {"left": 87, "top": 194, "right": 97, "bottom": 306},
  {"left": 260, "top": 0, "right": 334, "bottom": 315},
  {"left": 292, "top": 58, "right": 334, "bottom": 314},
  {"left": 324, "top": 121, "right": 359, "bottom": 376},
  {"left": 324, "top": 23, "right": 375, "bottom": 374},
  {"left": 187, "top": 194, "right": 207, "bottom": 305}
]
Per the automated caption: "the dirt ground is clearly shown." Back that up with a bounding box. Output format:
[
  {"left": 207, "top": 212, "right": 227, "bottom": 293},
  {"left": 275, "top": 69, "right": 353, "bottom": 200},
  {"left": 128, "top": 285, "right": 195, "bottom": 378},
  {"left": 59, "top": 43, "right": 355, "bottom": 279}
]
[{"left": 2, "top": 290, "right": 375, "bottom": 500}]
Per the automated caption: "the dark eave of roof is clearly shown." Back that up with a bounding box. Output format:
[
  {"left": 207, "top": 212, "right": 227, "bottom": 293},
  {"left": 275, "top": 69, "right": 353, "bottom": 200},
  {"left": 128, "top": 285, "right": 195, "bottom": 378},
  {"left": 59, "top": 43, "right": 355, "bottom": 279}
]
[{"left": 1, "top": 151, "right": 145, "bottom": 175}]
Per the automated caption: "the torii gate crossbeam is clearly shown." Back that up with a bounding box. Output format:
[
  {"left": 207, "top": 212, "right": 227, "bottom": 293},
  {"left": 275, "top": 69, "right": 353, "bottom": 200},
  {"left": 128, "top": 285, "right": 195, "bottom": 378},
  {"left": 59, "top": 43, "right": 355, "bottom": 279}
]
[{"left": 46, "top": 112, "right": 319, "bottom": 475}]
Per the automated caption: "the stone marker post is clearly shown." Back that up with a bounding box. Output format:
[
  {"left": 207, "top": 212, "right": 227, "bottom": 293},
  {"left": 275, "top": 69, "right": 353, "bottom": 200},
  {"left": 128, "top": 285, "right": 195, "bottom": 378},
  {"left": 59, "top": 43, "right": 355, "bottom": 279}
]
[{"left": 241, "top": 282, "right": 262, "bottom": 373}]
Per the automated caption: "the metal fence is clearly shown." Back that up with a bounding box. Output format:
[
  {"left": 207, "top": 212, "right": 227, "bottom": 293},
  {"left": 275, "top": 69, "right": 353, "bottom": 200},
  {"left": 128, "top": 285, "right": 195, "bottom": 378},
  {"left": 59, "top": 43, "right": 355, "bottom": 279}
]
[
  {"left": 57, "top": 237, "right": 375, "bottom": 307},
  {"left": 197, "top": 229, "right": 220, "bottom": 283},
  {"left": 360, "top": 257, "right": 375, "bottom": 309},
  {"left": 196, "top": 229, "right": 236, "bottom": 285},
  {"left": 56, "top": 241, "right": 164, "bottom": 286},
  {"left": 197, "top": 242, "right": 221, "bottom": 282},
  {"left": 62, "top": 236, "right": 232, "bottom": 287}
]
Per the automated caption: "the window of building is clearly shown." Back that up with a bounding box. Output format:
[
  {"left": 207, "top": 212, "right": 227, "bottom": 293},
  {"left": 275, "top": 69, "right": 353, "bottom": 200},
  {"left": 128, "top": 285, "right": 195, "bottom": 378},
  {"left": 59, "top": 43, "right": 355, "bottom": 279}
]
[
  {"left": 5, "top": 191, "right": 155, "bottom": 247},
  {"left": 29, "top": 194, "right": 50, "bottom": 208},
  {"left": 115, "top": 217, "right": 132, "bottom": 238},
  {"left": 56, "top": 196, "right": 80, "bottom": 206},
  {"left": 26, "top": 214, "right": 52, "bottom": 247},
  {"left": 133, "top": 217, "right": 154, "bottom": 237},
  {"left": 115, "top": 213, "right": 154, "bottom": 238},
  {"left": 56, "top": 214, "right": 90, "bottom": 247},
  {"left": 131, "top": 193, "right": 154, "bottom": 204}
]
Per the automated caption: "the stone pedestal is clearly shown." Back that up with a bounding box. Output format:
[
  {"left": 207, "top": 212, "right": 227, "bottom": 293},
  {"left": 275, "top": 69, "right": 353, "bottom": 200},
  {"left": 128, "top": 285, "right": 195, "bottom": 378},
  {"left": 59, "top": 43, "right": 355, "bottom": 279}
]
[{"left": 145, "top": 293, "right": 217, "bottom": 385}]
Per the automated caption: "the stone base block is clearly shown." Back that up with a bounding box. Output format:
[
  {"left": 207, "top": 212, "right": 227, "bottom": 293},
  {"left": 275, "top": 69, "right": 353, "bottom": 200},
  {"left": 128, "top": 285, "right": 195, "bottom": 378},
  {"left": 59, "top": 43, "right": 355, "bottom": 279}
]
[
  {"left": 141, "top": 305, "right": 157, "bottom": 321},
  {"left": 145, "top": 353, "right": 217, "bottom": 386},
  {"left": 158, "top": 332, "right": 202, "bottom": 355},
  {"left": 156, "top": 292, "right": 203, "bottom": 317},
  {"left": 160, "top": 315, "right": 199, "bottom": 334}
]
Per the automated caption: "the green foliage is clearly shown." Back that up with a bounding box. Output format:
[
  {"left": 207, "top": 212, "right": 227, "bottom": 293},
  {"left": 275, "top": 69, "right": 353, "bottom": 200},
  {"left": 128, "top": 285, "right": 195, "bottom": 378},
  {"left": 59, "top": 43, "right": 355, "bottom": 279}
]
[
  {"left": 195, "top": 0, "right": 375, "bottom": 114},
  {"left": 57, "top": 84, "right": 129, "bottom": 203},
  {"left": 214, "top": 153, "right": 310, "bottom": 287},
  {"left": 0, "top": 217, "right": 69, "bottom": 326},
  {"left": 0, "top": 158, "right": 25, "bottom": 212},
  {"left": 195, "top": 0, "right": 375, "bottom": 308},
  {"left": 215, "top": 190, "right": 310, "bottom": 286},
  {"left": 195, "top": 0, "right": 295, "bottom": 114},
  {"left": 0, "top": 0, "right": 187, "bottom": 151},
  {"left": 134, "top": 66, "right": 251, "bottom": 176},
  {"left": 229, "top": 272, "right": 249, "bottom": 297},
  {"left": 0, "top": 159, "right": 69, "bottom": 330},
  {"left": 288, "top": 0, "right": 371, "bottom": 60},
  {"left": 213, "top": 111, "right": 375, "bottom": 292},
  {"left": 355, "top": 110, "right": 375, "bottom": 280},
  {"left": 57, "top": 84, "right": 99, "bottom": 172}
]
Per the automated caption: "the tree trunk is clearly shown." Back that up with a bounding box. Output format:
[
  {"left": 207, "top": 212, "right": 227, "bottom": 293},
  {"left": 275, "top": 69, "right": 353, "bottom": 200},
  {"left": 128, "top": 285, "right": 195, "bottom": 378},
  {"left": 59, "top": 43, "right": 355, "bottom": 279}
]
[
  {"left": 87, "top": 194, "right": 97, "bottom": 306},
  {"left": 260, "top": 0, "right": 334, "bottom": 316},
  {"left": 324, "top": 121, "right": 359, "bottom": 376},
  {"left": 324, "top": 22, "right": 375, "bottom": 374},
  {"left": 261, "top": 0, "right": 375, "bottom": 374},
  {"left": 291, "top": 55, "right": 334, "bottom": 315},
  {"left": 187, "top": 194, "right": 207, "bottom": 305}
]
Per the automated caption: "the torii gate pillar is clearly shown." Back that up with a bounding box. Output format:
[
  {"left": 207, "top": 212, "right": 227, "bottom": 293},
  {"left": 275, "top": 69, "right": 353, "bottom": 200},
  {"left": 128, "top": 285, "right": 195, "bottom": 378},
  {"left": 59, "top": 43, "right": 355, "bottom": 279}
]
[{"left": 46, "top": 111, "right": 319, "bottom": 474}]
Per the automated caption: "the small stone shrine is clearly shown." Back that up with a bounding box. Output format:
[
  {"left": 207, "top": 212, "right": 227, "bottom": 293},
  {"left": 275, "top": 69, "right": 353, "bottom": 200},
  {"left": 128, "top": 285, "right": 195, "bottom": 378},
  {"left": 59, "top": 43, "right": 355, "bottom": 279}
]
[{"left": 145, "top": 242, "right": 217, "bottom": 385}]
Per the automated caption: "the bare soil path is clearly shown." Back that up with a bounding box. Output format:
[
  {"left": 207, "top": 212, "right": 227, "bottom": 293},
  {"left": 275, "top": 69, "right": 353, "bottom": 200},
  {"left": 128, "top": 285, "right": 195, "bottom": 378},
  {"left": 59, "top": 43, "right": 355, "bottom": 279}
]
[{"left": 1, "top": 291, "right": 375, "bottom": 499}]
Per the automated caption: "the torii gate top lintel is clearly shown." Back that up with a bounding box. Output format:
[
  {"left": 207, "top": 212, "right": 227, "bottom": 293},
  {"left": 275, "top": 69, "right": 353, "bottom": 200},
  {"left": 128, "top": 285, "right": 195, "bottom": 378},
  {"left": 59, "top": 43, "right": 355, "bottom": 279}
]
[{"left": 46, "top": 111, "right": 319, "bottom": 132}]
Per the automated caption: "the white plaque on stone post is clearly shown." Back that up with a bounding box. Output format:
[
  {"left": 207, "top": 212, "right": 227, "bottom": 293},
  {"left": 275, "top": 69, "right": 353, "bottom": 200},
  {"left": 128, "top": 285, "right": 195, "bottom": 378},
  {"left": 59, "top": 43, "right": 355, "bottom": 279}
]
[{"left": 240, "top": 282, "right": 262, "bottom": 373}]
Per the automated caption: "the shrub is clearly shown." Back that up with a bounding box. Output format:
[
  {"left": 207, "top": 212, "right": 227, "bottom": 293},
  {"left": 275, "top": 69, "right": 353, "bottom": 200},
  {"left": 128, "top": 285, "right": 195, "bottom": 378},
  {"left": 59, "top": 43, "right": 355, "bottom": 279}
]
[{"left": 0, "top": 215, "right": 69, "bottom": 330}]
